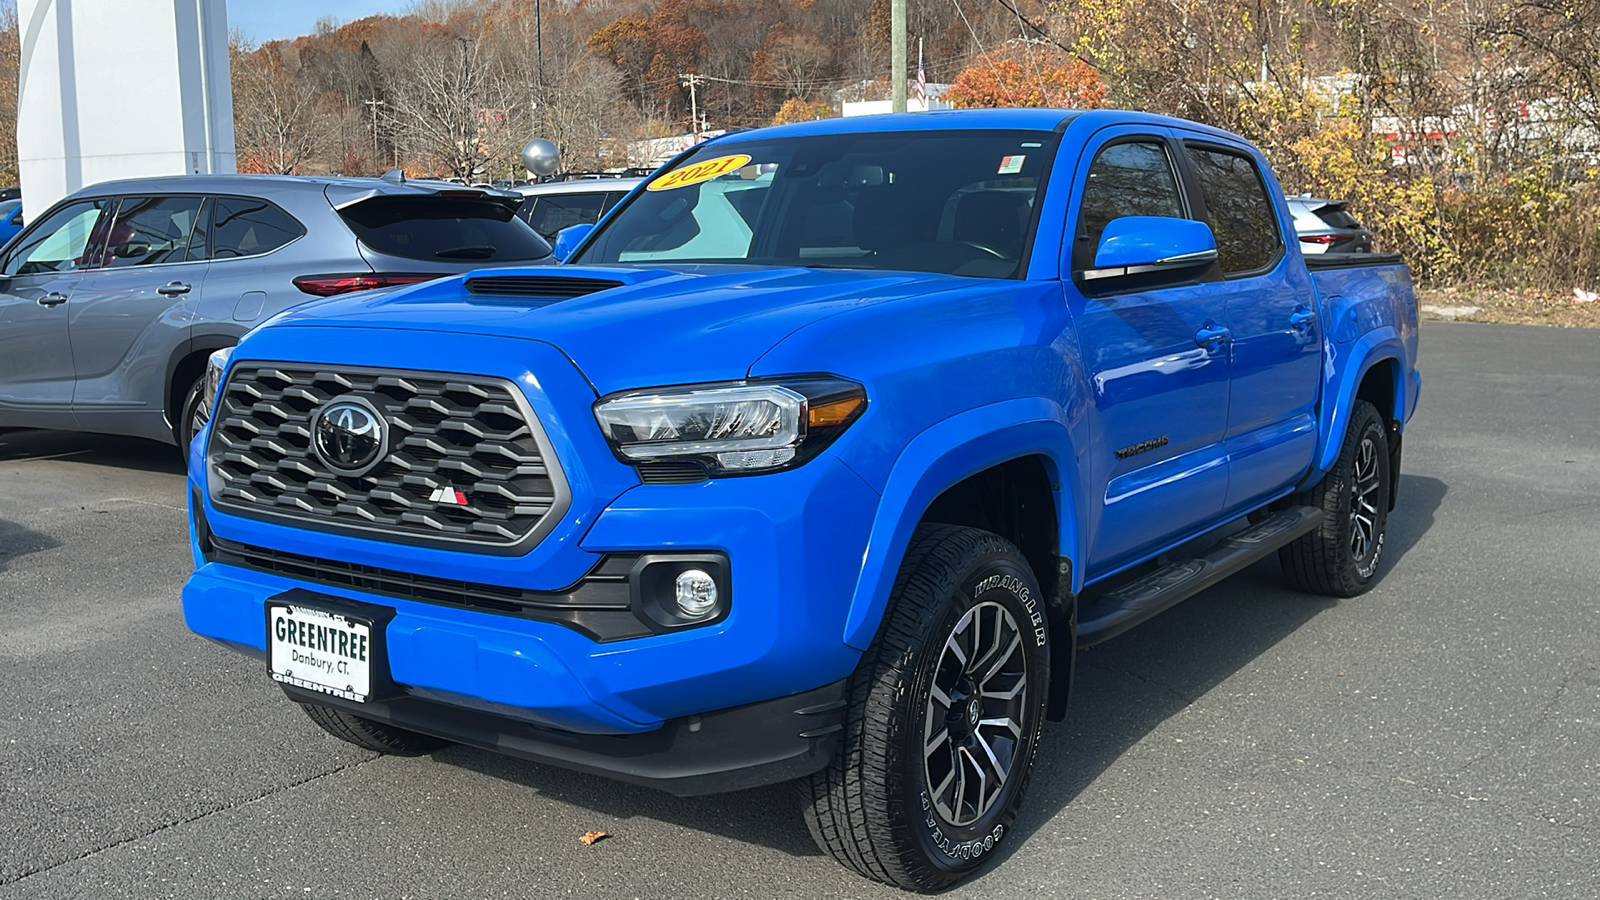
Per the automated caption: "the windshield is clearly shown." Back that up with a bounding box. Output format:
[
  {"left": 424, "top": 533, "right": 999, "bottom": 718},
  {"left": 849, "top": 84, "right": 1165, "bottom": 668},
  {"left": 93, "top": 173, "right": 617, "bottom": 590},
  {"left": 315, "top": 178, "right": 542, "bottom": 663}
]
[{"left": 576, "top": 130, "right": 1060, "bottom": 279}]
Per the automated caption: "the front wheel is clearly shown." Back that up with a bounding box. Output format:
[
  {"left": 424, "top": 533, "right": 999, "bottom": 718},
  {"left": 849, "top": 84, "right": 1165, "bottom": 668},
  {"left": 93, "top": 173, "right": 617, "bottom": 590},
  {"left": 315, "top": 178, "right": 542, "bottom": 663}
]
[
  {"left": 802, "top": 525, "right": 1050, "bottom": 891},
  {"left": 175, "top": 373, "right": 207, "bottom": 454},
  {"left": 1279, "top": 399, "right": 1391, "bottom": 597}
]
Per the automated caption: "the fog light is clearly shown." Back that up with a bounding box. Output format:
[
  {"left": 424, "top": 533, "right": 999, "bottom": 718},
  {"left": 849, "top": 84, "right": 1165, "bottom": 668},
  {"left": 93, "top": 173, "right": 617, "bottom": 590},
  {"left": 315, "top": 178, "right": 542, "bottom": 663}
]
[{"left": 674, "top": 569, "right": 719, "bottom": 617}]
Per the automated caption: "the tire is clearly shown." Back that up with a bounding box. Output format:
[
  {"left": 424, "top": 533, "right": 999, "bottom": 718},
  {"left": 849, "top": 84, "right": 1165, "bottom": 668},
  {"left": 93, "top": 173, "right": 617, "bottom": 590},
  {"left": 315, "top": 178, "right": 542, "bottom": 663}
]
[
  {"left": 174, "top": 373, "right": 207, "bottom": 453},
  {"left": 298, "top": 702, "right": 450, "bottom": 756},
  {"left": 1279, "top": 399, "right": 1391, "bottom": 597},
  {"left": 802, "top": 525, "right": 1050, "bottom": 891}
]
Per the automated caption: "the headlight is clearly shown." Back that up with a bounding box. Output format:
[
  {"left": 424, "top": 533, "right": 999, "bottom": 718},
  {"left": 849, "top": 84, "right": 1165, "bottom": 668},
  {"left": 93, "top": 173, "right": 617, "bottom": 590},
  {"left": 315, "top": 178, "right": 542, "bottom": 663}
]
[
  {"left": 594, "top": 377, "right": 866, "bottom": 475},
  {"left": 200, "top": 347, "right": 233, "bottom": 425}
]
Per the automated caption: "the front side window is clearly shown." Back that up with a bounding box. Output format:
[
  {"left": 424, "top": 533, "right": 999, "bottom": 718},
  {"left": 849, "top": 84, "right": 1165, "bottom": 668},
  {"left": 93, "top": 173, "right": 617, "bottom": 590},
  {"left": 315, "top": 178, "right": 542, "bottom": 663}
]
[
  {"left": 212, "top": 196, "right": 305, "bottom": 259},
  {"left": 1184, "top": 146, "right": 1282, "bottom": 274},
  {"left": 577, "top": 130, "right": 1060, "bottom": 279},
  {"left": 100, "top": 195, "right": 205, "bottom": 267},
  {"left": 2, "top": 199, "right": 114, "bottom": 276},
  {"left": 1073, "top": 140, "right": 1186, "bottom": 271}
]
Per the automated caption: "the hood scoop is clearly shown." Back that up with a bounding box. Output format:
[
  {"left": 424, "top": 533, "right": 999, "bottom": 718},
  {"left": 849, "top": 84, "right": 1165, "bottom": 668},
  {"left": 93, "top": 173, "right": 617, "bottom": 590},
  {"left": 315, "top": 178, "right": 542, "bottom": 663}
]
[{"left": 463, "top": 275, "right": 626, "bottom": 301}]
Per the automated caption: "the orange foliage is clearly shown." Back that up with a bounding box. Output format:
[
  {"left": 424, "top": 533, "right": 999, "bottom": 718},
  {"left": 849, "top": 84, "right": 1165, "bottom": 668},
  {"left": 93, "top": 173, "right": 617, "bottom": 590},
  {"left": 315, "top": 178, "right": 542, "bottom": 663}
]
[
  {"left": 943, "top": 54, "right": 1108, "bottom": 110},
  {"left": 771, "top": 97, "right": 834, "bottom": 125}
]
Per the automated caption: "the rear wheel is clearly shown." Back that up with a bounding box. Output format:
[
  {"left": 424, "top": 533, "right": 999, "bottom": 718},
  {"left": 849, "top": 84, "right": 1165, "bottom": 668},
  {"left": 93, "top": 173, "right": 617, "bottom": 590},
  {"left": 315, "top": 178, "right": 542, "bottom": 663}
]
[
  {"left": 1279, "top": 400, "right": 1391, "bottom": 597},
  {"left": 802, "top": 525, "right": 1049, "bottom": 891},
  {"left": 298, "top": 702, "right": 450, "bottom": 756}
]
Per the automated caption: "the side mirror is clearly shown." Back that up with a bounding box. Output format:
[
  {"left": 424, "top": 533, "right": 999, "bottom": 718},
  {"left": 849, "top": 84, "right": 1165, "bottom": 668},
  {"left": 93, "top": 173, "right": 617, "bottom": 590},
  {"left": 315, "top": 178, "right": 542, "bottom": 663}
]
[
  {"left": 1083, "top": 216, "right": 1217, "bottom": 282},
  {"left": 551, "top": 223, "right": 594, "bottom": 263}
]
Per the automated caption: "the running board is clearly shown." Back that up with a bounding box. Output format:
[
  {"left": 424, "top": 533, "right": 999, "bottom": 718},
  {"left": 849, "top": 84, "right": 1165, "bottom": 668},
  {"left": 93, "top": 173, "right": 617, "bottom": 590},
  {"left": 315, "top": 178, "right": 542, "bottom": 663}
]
[{"left": 1076, "top": 506, "right": 1323, "bottom": 648}]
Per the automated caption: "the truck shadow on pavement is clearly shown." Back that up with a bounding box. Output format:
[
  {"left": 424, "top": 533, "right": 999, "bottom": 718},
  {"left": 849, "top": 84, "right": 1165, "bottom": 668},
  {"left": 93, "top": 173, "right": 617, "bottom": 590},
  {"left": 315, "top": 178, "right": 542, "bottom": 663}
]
[
  {"left": 0, "top": 429, "right": 187, "bottom": 476},
  {"left": 424, "top": 475, "right": 1451, "bottom": 870},
  {"left": 424, "top": 476, "right": 1448, "bottom": 874}
]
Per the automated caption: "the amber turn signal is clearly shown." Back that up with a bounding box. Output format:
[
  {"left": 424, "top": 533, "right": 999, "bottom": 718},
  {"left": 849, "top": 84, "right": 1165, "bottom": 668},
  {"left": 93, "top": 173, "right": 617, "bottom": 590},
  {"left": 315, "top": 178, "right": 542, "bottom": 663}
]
[{"left": 809, "top": 396, "right": 864, "bottom": 428}]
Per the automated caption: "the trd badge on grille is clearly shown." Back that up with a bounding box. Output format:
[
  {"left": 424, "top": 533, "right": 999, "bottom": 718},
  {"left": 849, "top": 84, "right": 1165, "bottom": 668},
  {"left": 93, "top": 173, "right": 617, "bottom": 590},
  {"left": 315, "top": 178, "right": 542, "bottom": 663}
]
[{"left": 311, "top": 397, "right": 389, "bottom": 476}]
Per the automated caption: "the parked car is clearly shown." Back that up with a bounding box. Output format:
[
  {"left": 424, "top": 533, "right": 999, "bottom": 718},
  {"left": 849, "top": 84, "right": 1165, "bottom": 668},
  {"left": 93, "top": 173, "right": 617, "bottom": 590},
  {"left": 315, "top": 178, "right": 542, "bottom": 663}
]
[
  {"left": 1288, "top": 194, "right": 1372, "bottom": 253},
  {"left": 513, "top": 175, "right": 645, "bottom": 242},
  {"left": 184, "top": 110, "right": 1419, "bottom": 891},
  {"left": 0, "top": 199, "right": 23, "bottom": 246},
  {"left": 0, "top": 174, "right": 552, "bottom": 452}
]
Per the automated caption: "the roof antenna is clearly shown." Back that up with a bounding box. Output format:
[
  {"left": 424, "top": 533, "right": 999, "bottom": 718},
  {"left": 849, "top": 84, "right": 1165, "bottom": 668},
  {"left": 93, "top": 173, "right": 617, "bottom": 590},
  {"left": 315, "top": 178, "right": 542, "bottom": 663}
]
[{"left": 380, "top": 168, "right": 406, "bottom": 184}]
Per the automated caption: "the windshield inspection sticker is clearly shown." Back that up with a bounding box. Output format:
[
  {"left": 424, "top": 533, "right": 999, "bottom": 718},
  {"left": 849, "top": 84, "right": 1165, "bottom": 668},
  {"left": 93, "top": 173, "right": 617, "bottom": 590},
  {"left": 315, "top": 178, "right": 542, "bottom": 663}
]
[
  {"left": 648, "top": 154, "right": 753, "bottom": 191},
  {"left": 997, "top": 155, "right": 1026, "bottom": 175}
]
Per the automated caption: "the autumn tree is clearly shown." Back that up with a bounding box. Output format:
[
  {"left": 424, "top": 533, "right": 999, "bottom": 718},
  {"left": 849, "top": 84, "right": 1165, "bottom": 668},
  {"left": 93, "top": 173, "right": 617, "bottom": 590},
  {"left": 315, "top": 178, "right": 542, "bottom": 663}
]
[
  {"left": 231, "top": 40, "right": 329, "bottom": 174},
  {"left": 942, "top": 52, "right": 1107, "bottom": 109}
]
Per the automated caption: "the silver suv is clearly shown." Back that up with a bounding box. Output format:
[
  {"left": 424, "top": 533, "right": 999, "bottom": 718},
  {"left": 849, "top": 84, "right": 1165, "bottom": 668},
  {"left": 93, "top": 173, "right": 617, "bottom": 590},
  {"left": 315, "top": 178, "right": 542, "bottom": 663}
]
[
  {"left": 0, "top": 175, "right": 553, "bottom": 451},
  {"left": 514, "top": 176, "right": 646, "bottom": 243}
]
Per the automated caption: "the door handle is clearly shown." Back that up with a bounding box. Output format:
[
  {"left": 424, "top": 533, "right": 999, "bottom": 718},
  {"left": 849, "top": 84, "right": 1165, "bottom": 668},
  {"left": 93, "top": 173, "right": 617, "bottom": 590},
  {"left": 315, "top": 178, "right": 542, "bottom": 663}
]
[
  {"left": 158, "top": 281, "right": 192, "bottom": 297},
  {"left": 1194, "top": 322, "right": 1231, "bottom": 349},
  {"left": 36, "top": 291, "right": 68, "bottom": 308},
  {"left": 1289, "top": 306, "right": 1316, "bottom": 334}
]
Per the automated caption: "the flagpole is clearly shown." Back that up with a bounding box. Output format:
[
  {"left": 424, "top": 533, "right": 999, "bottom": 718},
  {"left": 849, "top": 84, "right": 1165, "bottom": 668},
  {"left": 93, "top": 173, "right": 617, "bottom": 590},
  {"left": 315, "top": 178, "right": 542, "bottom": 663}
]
[{"left": 916, "top": 37, "right": 924, "bottom": 111}]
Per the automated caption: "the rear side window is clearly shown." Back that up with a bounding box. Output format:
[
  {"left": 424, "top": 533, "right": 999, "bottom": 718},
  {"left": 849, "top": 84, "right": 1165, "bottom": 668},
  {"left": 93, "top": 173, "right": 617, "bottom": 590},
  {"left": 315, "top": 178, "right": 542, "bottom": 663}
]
[
  {"left": 101, "top": 195, "right": 205, "bottom": 267},
  {"left": 1184, "top": 146, "right": 1282, "bottom": 274},
  {"left": 1074, "top": 140, "right": 1186, "bottom": 271},
  {"left": 341, "top": 197, "right": 551, "bottom": 262},
  {"left": 212, "top": 196, "right": 304, "bottom": 259},
  {"left": 520, "top": 192, "right": 613, "bottom": 242}
]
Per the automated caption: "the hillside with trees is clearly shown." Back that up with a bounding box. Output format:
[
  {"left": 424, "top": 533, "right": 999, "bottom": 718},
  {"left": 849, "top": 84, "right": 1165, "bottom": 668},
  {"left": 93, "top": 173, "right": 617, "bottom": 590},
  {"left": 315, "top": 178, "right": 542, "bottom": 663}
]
[{"left": 1, "top": 1, "right": 1597, "bottom": 296}]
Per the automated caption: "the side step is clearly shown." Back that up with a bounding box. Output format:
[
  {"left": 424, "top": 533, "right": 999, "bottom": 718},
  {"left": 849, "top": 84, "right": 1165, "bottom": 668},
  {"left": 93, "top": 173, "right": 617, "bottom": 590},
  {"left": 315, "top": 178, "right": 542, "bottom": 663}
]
[{"left": 1076, "top": 506, "right": 1323, "bottom": 648}]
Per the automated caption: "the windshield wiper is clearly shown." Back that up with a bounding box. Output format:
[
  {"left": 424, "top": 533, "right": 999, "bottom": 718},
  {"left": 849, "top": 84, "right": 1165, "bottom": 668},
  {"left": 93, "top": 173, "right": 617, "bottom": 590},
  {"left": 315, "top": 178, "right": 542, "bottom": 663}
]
[{"left": 435, "top": 246, "right": 497, "bottom": 259}]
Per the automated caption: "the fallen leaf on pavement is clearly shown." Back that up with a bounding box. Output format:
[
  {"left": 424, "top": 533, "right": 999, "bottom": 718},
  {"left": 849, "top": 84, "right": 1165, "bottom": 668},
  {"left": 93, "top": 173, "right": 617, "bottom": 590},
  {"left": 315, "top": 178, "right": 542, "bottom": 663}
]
[{"left": 579, "top": 830, "right": 609, "bottom": 846}]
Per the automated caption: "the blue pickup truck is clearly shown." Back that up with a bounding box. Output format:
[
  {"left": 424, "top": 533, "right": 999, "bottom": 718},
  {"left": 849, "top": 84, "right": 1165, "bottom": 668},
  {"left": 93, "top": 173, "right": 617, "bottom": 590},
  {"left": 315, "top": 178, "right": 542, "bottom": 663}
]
[{"left": 182, "top": 109, "right": 1418, "bottom": 890}]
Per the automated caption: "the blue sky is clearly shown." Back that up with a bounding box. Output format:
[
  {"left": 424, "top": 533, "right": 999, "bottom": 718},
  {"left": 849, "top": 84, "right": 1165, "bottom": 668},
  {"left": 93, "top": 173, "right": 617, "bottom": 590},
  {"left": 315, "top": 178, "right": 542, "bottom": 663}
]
[{"left": 228, "top": 0, "right": 412, "bottom": 44}]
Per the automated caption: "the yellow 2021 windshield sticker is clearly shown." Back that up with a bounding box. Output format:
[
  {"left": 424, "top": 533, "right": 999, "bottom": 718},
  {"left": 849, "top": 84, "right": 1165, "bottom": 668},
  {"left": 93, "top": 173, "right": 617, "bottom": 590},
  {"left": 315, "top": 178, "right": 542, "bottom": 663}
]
[{"left": 647, "top": 154, "right": 752, "bottom": 191}]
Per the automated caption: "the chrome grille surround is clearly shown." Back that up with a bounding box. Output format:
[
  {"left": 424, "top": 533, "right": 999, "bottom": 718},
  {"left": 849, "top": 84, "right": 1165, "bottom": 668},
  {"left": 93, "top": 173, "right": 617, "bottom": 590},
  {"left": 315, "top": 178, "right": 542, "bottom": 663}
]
[{"left": 207, "top": 363, "right": 571, "bottom": 555}]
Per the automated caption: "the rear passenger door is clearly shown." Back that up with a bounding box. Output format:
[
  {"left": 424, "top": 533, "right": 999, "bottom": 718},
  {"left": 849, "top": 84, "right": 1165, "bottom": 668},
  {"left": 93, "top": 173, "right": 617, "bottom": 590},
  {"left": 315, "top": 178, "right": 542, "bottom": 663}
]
[
  {"left": 1175, "top": 137, "right": 1322, "bottom": 513},
  {"left": 68, "top": 194, "right": 209, "bottom": 436},
  {"left": 1063, "top": 127, "right": 1233, "bottom": 578}
]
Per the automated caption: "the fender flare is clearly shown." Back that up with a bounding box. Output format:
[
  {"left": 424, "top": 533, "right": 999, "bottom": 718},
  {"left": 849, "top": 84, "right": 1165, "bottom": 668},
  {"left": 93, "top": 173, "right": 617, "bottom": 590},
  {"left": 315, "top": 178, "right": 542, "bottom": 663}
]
[
  {"left": 841, "top": 397, "right": 1084, "bottom": 650},
  {"left": 1310, "top": 326, "right": 1407, "bottom": 480}
]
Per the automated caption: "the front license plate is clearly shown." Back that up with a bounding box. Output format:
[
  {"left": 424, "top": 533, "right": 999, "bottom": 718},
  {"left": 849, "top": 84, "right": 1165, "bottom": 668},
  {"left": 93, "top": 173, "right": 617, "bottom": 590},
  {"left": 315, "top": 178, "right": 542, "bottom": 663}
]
[{"left": 267, "top": 603, "right": 373, "bottom": 702}]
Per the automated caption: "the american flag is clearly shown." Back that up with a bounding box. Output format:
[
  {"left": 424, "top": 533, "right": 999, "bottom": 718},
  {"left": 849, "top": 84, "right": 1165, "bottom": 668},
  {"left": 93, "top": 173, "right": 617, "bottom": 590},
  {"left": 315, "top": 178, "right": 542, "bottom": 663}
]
[{"left": 916, "top": 53, "right": 927, "bottom": 109}]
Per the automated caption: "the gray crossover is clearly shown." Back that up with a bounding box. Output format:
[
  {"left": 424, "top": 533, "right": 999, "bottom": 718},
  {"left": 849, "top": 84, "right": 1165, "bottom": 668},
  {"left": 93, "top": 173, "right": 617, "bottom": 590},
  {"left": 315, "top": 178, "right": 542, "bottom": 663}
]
[{"left": 0, "top": 174, "right": 553, "bottom": 451}]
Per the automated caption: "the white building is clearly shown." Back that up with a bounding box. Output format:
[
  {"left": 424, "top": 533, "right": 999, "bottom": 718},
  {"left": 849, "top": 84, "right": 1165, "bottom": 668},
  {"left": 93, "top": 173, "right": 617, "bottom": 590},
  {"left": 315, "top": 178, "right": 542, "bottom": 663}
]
[{"left": 16, "top": 0, "right": 235, "bottom": 219}]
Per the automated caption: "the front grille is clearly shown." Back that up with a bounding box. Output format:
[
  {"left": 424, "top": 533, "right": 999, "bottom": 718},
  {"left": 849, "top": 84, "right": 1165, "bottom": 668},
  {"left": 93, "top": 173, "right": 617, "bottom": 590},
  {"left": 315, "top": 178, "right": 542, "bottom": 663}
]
[
  {"left": 463, "top": 275, "right": 624, "bottom": 299},
  {"left": 208, "top": 364, "right": 569, "bottom": 554}
]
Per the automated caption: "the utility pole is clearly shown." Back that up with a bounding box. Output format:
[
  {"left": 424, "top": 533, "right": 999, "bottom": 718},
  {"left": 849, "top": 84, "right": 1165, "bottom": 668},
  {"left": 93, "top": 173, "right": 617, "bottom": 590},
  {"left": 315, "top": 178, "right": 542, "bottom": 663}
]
[
  {"left": 891, "top": 0, "right": 907, "bottom": 113},
  {"left": 363, "top": 98, "right": 385, "bottom": 163},
  {"left": 535, "top": 0, "right": 546, "bottom": 132},
  {"left": 681, "top": 73, "right": 705, "bottom": 139}
]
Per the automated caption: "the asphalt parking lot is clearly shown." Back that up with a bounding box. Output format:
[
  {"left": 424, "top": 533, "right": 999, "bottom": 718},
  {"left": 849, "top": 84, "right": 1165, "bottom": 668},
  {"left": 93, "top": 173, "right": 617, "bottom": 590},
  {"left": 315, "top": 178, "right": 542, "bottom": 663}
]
[{"left": 1, "top": 321, "right": 1596, "bottom": 899}]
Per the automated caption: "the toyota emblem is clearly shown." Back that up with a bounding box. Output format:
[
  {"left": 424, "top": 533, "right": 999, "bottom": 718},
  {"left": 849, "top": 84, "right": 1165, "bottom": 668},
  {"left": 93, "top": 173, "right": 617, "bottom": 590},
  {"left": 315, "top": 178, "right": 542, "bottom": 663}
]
[{"left": 311, "top": 397, "right": 388, "bottom": 476}]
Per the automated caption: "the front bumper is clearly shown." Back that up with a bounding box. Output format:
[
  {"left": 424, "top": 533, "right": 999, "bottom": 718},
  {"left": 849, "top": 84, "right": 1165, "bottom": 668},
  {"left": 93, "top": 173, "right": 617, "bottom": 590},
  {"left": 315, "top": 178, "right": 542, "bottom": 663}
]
[
  {"left": 283, "top": 675, "right": 848, "bottom": 796},
  {"left": 185, "top": 328, "right": 883, "bottom": 784}
]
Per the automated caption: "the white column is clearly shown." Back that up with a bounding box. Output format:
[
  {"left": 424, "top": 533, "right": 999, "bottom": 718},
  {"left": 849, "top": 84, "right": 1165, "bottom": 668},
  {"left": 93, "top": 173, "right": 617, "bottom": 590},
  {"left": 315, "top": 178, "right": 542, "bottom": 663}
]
[{"left": 16, "top": 0, "right": 235, "bottom": 221}]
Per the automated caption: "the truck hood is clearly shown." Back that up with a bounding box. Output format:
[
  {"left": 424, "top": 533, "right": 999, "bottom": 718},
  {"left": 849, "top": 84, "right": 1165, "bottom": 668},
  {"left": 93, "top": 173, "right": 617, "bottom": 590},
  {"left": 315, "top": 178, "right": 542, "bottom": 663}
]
[{"left": 265, "top": 264, "right": 964, "bottom": 392}]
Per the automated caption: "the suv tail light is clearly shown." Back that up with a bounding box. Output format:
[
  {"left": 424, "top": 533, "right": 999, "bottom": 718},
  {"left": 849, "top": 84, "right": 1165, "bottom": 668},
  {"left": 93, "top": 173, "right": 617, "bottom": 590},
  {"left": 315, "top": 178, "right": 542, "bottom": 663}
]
[
  {"left": 292, "top": 273, "right": 443, "bottom": 296},
  {"left": 1299, "top": 234, "right": 1339, "bottom": 245}
]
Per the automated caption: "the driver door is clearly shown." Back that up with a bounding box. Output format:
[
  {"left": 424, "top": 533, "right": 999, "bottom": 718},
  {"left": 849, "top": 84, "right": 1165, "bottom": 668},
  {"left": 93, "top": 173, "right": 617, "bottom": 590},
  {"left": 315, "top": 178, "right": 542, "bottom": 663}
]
[
  {"left": 0, "top": 198, "right": 114, "bottom": 430},
  {"left": 1061, "top": 127, "right": 1232, "bottom": 578}
]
